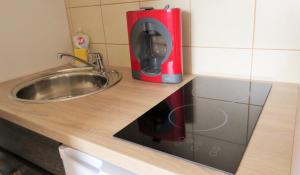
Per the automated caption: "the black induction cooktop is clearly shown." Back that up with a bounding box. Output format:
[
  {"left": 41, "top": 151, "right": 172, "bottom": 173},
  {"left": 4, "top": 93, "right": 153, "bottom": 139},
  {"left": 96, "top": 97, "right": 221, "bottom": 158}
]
[{"left": 114, "top": 76, "right": 272, "bottom": 174}]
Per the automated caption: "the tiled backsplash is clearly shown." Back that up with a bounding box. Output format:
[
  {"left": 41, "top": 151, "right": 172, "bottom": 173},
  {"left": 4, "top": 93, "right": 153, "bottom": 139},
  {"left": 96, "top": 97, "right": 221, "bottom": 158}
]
[{"left": 65, "top": 0, "right": 300, "bottom": 83}]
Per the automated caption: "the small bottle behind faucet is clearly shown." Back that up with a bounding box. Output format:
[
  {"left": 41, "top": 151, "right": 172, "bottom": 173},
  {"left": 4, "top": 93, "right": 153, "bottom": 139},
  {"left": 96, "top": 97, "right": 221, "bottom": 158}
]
[{"left": 73, "top": 28, "right": 89, "bottom": 67}]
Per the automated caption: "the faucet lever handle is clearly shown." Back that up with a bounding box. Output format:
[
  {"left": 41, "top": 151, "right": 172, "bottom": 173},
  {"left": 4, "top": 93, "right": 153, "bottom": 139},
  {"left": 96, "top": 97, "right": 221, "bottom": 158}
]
[{"left": 88, "top": 52, "right": 105, "bottom": 73}]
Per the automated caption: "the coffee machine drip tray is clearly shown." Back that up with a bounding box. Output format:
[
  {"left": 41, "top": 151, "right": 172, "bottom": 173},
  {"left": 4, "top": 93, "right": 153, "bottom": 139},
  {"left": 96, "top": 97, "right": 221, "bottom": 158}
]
[{"left": 114, "top": 76, "right": 272, "bottom": 174}]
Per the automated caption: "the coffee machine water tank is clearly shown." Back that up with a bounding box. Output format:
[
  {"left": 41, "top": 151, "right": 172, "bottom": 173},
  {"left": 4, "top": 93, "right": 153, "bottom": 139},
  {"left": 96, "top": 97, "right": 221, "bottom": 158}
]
[{"left": 126, "top": 7, "right": 183, "bottom": 83}]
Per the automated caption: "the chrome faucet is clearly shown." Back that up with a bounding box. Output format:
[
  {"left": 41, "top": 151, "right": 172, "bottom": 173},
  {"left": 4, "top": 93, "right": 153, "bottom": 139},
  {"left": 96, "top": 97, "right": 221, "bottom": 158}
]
[
  {"left": 57, "top": 53, "right": 105, "bottom": 73},
  {"left": 89, "top": 52, "right": 106, "bottom": 73}
]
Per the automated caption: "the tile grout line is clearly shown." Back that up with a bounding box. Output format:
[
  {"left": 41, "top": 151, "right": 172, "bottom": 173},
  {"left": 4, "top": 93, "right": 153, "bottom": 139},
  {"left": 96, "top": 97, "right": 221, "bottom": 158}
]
[
  {"left": 68, "top": 1, "right": 140, "bottom": 8},
  {"left": 68, "top": 4, "right": 101, "bottom": 8},
  {"left": 252, "top": 48, "right": 300, "bottom": 52},
  {"left": 89, "top": 41, "right": 300, "bottom": 52},
  {"left": 247, "top": 0, "right": 258, "bottom": 132},
  {"left": 187, "top": 0, "right": 192, "bottom": 74},
  {"left": 189, "top": 46, "right": 252, "bottom": 50},
  {"left": 182, "top": 45, "right": 300, "bottom": 51},
  {"left": 102, "top": 1, "right": 140, "bottom": 6},
  {"left": 250, "top": 0, "right": 258, "bottom": 82},
  {"left": 99, "top": 5, "right": 110, "bottom": 66},
  {"left": 189, "top": 0, "right": 192, "bottom": 51}
]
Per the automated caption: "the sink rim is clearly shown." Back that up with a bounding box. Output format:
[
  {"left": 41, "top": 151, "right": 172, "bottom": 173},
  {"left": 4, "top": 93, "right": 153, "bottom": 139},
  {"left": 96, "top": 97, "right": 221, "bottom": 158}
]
[{"left": 10, "top": 68, "right": 122, "bottom": 103}]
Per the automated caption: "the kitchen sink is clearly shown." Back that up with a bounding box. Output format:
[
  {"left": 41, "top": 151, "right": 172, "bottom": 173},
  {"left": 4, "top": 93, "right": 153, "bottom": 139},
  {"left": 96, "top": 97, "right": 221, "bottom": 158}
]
[{"left": 11, "top": 68, "right": 122, "bottom": 103}]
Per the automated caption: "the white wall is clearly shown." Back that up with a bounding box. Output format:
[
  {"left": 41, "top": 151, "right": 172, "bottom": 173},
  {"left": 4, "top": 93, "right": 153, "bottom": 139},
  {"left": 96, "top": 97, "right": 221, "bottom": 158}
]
[
  {"left": 65, "top": 0, "right": 300, "bottom": 84},
  {"left": 0, "top": 0, "right": 72, "bottom": 82}
]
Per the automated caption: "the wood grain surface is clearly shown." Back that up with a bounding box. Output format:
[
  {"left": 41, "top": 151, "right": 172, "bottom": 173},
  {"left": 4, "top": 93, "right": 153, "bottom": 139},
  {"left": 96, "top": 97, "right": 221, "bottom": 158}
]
[{"left": 0, "top": 66, "right": 298, "bottom": 175}]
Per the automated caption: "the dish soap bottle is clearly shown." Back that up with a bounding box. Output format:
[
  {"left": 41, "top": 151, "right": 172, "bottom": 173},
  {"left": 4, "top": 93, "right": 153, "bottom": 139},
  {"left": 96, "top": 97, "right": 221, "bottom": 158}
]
[{"left": 73, "top": 29, "right": 89, "bottom": 67}]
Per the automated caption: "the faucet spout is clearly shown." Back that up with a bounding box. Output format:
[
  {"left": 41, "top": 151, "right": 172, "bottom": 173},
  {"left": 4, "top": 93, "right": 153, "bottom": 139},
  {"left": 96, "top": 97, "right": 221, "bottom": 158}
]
[{"left": 57, "top": 53, "right": 96, "bottom": 68}]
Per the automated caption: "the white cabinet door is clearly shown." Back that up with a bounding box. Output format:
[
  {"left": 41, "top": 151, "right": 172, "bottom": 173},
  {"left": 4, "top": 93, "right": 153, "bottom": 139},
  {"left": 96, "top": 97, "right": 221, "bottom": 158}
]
[{"left": 59, "top": 145, "right": 135, "bottom": 175}]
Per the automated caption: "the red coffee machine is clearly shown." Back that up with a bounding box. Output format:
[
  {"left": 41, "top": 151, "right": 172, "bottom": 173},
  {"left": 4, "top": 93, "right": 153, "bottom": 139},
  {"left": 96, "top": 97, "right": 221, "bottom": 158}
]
[{"left": 126, "top": 7, "right": 183, "bottom": 83}]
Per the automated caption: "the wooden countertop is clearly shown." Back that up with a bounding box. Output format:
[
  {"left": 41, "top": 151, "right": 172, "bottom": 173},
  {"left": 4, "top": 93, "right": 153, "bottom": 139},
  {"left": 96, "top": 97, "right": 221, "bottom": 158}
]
[{"left": 0, "top": 66, "right": 298, "bottom": 175}]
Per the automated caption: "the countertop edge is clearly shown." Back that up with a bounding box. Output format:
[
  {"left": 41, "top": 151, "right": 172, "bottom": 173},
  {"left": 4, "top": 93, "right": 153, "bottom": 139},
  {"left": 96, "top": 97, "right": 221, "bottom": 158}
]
[{"left": 0, "top": 66, "right": 298, "bottom": 175}]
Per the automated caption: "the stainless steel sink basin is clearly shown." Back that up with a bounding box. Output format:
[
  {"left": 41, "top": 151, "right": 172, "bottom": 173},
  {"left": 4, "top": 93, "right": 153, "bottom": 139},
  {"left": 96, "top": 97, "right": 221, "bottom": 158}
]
[{"left": 11, "top": 68, "right": 122, "bottom": 103}]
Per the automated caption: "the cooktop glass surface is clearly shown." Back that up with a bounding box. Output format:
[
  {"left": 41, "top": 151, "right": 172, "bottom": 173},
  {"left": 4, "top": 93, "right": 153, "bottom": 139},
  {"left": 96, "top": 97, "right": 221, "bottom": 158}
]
[{"left": 114, "top": 76, "right": 272, "bottom": 174}]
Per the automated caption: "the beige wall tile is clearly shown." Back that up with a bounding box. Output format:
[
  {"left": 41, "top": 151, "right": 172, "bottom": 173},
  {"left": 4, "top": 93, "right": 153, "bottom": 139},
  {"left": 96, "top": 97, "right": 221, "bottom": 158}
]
[
  {"left": 252, "top": 50, "right": 300, "bottom": 83},
  {"left": 191, "top": 0, "right": 255, "bottom": 48},
  {"left": 106, "top": 45, "right": 131, "bottom": 67},
  {"left": 254, "top": 0, "right": 300, "bottom": 50},
  {"left": 140, "top": 0, "right": 191, "bottom": 46},
  {"left": 89, "top": 44, "right": 109, "bottom": 65},
  {"left": 66, "top": 0, "right": 100, "bottom": 7},
  {"left": 190, "top": 47, "right": 252, "bottom": 79},
  {"left": 102, "top": 3, "right": 139, "bottom": 44},
  {"left": 69, "top": 6, "right": 105, "bottom": 43}
]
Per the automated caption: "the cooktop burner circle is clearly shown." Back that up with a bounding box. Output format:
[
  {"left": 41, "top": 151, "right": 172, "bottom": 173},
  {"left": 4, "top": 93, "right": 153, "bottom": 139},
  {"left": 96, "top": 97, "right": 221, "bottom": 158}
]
[
  {"left": 114, "top": 76, "right": 272, "bottom": 174},
  {"left": 191, "top": 87, "right": 249, "bottom": 103},
  {"left": 168, "top": 104, "right": 229, "bottom": 132}
]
